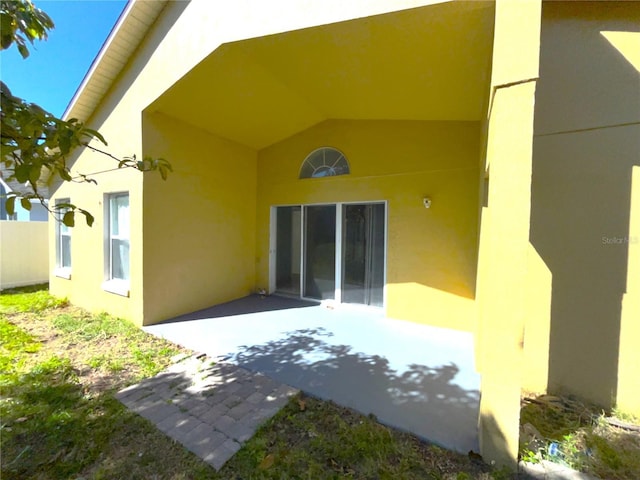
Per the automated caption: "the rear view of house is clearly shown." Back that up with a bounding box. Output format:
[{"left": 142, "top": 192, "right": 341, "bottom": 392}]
[{"left": 49, "top": 0, "right": 640, "bottom": 466}]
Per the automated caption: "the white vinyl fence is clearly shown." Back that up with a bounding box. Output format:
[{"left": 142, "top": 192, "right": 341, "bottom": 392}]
[{"left": 0, "top": 220, "right": 49, "bottom": 290}]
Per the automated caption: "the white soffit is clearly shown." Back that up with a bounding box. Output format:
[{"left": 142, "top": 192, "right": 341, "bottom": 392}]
[{"left": 63, "top": 0, "right": 168, "bottom": 122}]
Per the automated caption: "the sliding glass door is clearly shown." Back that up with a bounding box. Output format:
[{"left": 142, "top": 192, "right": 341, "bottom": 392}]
[
  {"left": 342, "top": 203, "right": 385, "bottom": 307},
  {"left": 274, "top": 202, "right": 385, "bottom": 307},
  {"left": 303, "top": 205, "right": 336, "bottom": 300},
  {"left": 275, "top": 206, "right": 301, "bottom": 295}
]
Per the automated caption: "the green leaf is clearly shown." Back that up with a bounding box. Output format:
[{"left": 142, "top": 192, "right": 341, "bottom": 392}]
[
  {"left": 0, "top": 16, "right": 13, "bottom": 47},
  {"left": 14, "top": 163, "right": 30, "bottom": 183},
  {"left": 59, "top": 169, "right": 72, "bottom": 181},
  {"left": 53, "top": 202, "right": 73, "bottom": 211},
  {"left": 20, "top": 197, "right": 32, "bottom": 211},
  {"left": 259, "top": 454, "right": 275, "bottom": 470},
  {"left": 62, "top": 211, "right": 75, "bottom": 227},
  {"left": 83, "top": 128, "right": 107, "bottom": 145},
  {"left": 163, "top": 161, "right": 173, "bottom": 179},
  {"left": 0, "top": 34, "right": 11, "bottom": 50},
  {"left": 29, "top": 164, "right": 42, "bottom": 184},
  {"left": 6, "top": 196, "right": 16, "bottom": 216},
  {"left": 17, "top": 41, "right": 29, "bottom": 59},
  {"left": 59, "top": 130, "right": 72, "bottom": 154},
  {"left": 79, "top": 210, "right": 94, "bottom": 227}
]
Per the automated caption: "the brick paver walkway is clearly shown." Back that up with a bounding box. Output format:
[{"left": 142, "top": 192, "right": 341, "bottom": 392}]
[{"left": 116, "top": 353, "right": 298, "bottom": 470}]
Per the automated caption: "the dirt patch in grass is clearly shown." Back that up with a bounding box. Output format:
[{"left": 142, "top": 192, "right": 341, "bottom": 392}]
[
  {"left": 520, "top": 394, "right": 640, "bottom": 479},
  {"left": 6, "top": 306, "right": 180, "bottom": 393}
]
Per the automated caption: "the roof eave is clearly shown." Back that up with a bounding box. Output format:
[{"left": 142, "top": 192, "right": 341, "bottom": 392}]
[{"left": 63, "top": 0, "right": 168, "bottom": 123}]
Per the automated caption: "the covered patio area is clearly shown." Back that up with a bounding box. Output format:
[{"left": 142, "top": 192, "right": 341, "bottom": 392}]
[{"left": 145, "top": 295, "right": 480, "bottom": 453}]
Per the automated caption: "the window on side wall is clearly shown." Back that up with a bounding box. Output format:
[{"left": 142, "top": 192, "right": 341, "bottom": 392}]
[
  {"left": 103, "top": 192, "right": 130, "bottom": 297},
  {"left": 54, "top": 198, "right": 72, "bottom": 279}
]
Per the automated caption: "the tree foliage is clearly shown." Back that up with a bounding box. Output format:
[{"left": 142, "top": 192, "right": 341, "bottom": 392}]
[
  {"left": 0, "top": 0, "right": 171, "bottom": 226},
  {"left": 0, "top": 0, "right": 53, "bottom": 58}
]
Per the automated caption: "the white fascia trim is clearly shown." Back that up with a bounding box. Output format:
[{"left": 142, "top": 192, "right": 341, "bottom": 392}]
[
  {"left": 102, "top": 279, "right": 130, "bottom": 297},
  {"left": 62, "top": 0, "right": 135, "bottom": 120}
]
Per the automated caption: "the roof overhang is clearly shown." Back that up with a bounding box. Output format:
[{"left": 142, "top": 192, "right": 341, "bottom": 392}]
[
  {"left": 147, "top": 1, "right": 495, "bottom": 150},
  {"left": 63, "top": 0, "right": 168, "bottom": 122}
]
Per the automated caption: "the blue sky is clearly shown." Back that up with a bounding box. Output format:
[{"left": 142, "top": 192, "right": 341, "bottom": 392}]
[{"left": 0, "top": 0, "right": 127, "bottom": 117}]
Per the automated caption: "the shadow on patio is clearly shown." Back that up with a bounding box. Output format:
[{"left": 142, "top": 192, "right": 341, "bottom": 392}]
[{"left": 146, "top": 296, "right": 481, "bottom": 453}]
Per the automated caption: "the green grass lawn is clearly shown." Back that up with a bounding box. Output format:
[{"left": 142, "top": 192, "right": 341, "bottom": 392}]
[{"left": 1, "top": 285, "right": 509, "bottom": 479}]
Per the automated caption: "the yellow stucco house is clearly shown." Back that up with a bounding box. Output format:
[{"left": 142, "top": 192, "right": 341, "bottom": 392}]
[{"left": 49, "top": 0, "right": 639, "bottom": 466}]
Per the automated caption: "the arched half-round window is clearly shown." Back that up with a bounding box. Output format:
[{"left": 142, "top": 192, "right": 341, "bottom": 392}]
[{"left": 299, "top": 147, "right": 350, "bottom": 179}]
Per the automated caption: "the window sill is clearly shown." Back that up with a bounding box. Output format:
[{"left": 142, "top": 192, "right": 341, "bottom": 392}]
[
  {"left": 54, "top": 268, "right": 72, "bottom": 280},
  {"left": 102, "top": 279, "right": 130, "bottom": 297}
]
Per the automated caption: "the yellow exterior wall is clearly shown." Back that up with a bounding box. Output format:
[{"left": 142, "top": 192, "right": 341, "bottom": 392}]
[
  {"left": 147, "top": 2, "right": 494, "bottom": 150},
  {"left": 256, "top": 120, "right": 480, "bottom": 331},
  {"left": 617, "top": 166, "right": 640, "bottom": 416},
  {"left": 48, "top": 155, "right": 144, "bottom": 322},
  {"left": 475, "top": 0, "right": 541, "bottom": 467},
  {"left": 141, "top": 112, "right": 257, "bottom": 325},
  {"left": 49, "top": 0, "right": 448, "bottom": 324},
  {"left": 531, "top": 1, "right": 640, "bottom": 410},
  {"left": 522, "top": 243, "right": 552, "bottom": 394}
]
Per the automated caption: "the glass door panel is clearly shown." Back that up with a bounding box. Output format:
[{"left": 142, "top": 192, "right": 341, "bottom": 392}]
[
  {"left": 303, "top": 205, "right": 336, "bottom": 300},
  {"left": 342, "top": 203, "right": 385, "bottom": 306},
  {"left": 275, "top": 206, "right": 301, "bottom": 295}
]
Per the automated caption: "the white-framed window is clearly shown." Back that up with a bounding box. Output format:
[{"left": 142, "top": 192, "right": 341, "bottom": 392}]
[
  {"left": 299, "top": 147, "right": 350, "bottom": 179},
  {"left": 103, "top": 192, "right": 130, "bottom": 296},
  {"left": 54, "top": 198, "right": 72, "bottom": 279}
]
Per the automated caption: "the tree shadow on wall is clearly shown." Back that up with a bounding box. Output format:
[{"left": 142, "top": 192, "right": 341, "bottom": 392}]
[{"left": 229, "top": 327, "right": 481, "bottom": 453}]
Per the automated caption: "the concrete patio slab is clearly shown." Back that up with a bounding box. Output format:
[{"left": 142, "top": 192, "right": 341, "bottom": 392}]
[{"left": 146, "top": 295, "right": 481, "bottom": 453}]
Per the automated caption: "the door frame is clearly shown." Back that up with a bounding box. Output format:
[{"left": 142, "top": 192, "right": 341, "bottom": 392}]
[{"left": 269, "top": 201, "right": 388, "bottom": 309}]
